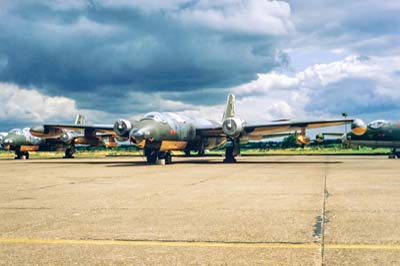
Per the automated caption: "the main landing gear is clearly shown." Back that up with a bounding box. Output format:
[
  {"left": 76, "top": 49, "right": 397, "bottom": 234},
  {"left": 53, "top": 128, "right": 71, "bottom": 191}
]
[
  {"left": 223, "top": 138, "right": 240, "bottom": 163},
  {"left": 64, "top": 147, "right": 76, "bottom": 159},
  {"left": 15, "top": 151, "right": 29, "bottom": 160},
  {"left": 388, "top": 148, "right": 400, "bottom": 159},
  {"left": 145, "top": 149, "right": 173, "bottom": 165}
]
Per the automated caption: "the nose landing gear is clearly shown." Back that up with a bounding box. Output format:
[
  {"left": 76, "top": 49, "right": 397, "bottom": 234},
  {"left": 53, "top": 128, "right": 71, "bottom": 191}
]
[
  {"left": 223, "top": 138, "right": 240, "bottom": 163},
  {"left": 15, "top": 151, "right": 29, "bottom": 160},
  {"left": 145, "top": 149, "right": 173, "bottom": 165}
]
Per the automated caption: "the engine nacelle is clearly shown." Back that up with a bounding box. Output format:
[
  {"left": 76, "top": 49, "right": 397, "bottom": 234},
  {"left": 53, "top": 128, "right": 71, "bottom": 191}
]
[
  {"left": 60, "top": 131, "right": 75, "bottom": 144},
  {"left": 351, "top": 118, "right": 367, "bottom": 136},
  {"left": 114, "top": 119, "right": 133, "bottom": 137},
  {"left": 30, "top": 126, "right": 64, "bottom": 138},
  {"left": 222, "top": 117, "right": 244, "bottom": 138},
  {"left": 296, "top": 135, "right": 311, "bottom": 145}
]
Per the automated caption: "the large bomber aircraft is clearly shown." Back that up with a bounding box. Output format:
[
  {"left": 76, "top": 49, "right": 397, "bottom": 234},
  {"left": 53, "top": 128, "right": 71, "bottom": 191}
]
[
  {"left": 342, "top": 119, "right": 400, "bottom": 158},
  {"left": 31, "top": 94, "right": 361, "bottom": 164},
  {"left": 4, "top": 115, "right": 117, "bottom": 159}
]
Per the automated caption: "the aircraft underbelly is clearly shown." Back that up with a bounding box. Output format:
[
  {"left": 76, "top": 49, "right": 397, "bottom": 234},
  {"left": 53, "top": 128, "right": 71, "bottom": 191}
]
[
  {"left": 19, "top": 145, "right": 41, "bottom": 152},
  {"left": 351, "top": 140, "right": 400, "bottom": 148},
  {"left": 160, "top": 140, "right": 188, "bottom": 151}
]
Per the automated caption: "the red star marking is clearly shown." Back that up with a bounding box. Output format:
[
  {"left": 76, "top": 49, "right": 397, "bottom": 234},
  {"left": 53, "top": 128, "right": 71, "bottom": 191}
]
[{"left": 170, "top": 129, "right": 177, "bottom": 135}]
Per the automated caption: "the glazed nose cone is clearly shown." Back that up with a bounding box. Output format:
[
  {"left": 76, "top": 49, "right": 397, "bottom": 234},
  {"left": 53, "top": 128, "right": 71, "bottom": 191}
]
[{"left": 129, "top": 128, "right": 145, "bottom": 144}]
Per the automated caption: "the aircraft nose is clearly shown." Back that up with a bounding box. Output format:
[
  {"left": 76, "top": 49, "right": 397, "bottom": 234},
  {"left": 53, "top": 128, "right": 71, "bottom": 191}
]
[
  {"left": 351, "top": 118, "right": 367, "bottom": 136},
  {"left": 129, "top": 128, "right": 145, "bottom": 144}
]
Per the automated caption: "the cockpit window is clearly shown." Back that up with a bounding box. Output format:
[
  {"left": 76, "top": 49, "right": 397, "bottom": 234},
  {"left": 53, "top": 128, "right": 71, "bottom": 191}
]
[
  {"left": 141, "top": 112, "right": 167, "bottom": 123},
  {"left": 368, "top": 120, "right": 386, "bottom": 129},
  {"left": 9, "top": 128, "right": 23, "bottom": 135}
]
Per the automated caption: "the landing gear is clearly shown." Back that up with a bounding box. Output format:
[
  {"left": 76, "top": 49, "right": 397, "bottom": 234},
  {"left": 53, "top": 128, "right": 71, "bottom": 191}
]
[
  {"left": 223, "top": 138, "right": 240, "bottom": 163},
  {"left": 145, "top": 149, "right": 158, "bottom": 164},
  {"left": 198, "top": 149, "right": 205, "bottom": 156},
  {"left": 388, "top": 148, "right": 400, "bottom": 159},
  {"left": 64, "top": 147, "right": 76, "bottom": 159},
  {"left": 163, "top": 152, "right": 172, "bottom": 165},
  {"left": 184, "top": 148, "right": 191, "bottom": 157},
  {"left": 15, "top": 151, "right": 29, "bottom": 160},
  {"left": 145, "top": 149, "right": 173, "bottom": 165}
]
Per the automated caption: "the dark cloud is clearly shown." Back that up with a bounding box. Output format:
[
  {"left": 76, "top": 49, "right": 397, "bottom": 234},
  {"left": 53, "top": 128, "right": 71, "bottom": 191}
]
[{"left": 0, "top": 1, "right": 288, "bottom": 103}]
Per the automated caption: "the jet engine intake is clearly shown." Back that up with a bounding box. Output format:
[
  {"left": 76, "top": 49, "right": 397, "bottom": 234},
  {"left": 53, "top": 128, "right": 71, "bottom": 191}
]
[
  {"left": 351, "top": 118, "right": 367, "bottom": 136},
  {"left": 222, "top": 117, "right": 244, "bottom": 138},
  {"left": 114, "top": 119, "right": 132, "bottom": 137},
  {"left": 60, "top": 131, "right": 75, "bottom": 144}
]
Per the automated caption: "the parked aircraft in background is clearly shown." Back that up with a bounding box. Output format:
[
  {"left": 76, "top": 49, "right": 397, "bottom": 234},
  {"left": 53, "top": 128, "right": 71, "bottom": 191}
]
[
  {"left": 36, "top": 94, "right": 358, "bottom": 164},
  {"left": 2, "top": 115, "right": 117, "bottom": 159},
  {"left": 343, "top": 119, "right": 400, "bottom": 158}
]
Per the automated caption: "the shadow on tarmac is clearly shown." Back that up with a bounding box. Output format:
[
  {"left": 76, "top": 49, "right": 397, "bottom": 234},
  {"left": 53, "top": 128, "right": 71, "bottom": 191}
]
[{"left": 19, "top": 158, "right": 342, "bottom": 167}]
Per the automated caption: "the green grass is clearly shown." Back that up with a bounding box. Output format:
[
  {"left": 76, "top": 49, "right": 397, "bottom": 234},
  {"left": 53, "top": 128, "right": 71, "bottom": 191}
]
[{"left": 0, "top": 146, "right": 391, "bottom": 159}]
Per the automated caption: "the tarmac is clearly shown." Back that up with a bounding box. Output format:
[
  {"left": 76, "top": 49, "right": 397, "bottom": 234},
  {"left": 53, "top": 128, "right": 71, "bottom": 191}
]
[{"left": 0, "top": 155, "right": 399, "bottom": 265}]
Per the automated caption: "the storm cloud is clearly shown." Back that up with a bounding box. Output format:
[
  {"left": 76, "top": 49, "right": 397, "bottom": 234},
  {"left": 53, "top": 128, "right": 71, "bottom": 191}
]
[
  {"left": 0, "top": 0, "right": 399, "bottom": 130},
  {"left": 0, "top": 1, "right": 292, "bottom": 95}
]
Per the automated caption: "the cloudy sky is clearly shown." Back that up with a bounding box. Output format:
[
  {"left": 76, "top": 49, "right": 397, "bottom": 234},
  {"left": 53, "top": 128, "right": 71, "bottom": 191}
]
[{"left": 0, "top": 0, "right": 399, "bottom": 130}]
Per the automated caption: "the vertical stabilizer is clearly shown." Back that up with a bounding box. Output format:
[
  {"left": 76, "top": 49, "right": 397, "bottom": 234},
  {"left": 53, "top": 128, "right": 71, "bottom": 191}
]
[
  {"left": 74, "top": 114, "right": 85, "bottom": 125},
  {"left": 222, "top": 94, "right": 235, "bottom": 121}
]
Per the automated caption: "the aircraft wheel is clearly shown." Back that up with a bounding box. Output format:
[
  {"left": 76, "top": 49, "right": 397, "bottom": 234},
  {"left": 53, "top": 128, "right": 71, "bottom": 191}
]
[
  {"left": 165, "top": 152, "right": 172, "bottom": 165},
  {"left": 15, "top": 151, "right": 22, "bottom": 160},
  {"left": 24, "top": 152, "right": 29, "bottom": 160},
  {"left": 395, "top": 152, "right": 400, "bottom": 159},
  {"left": 146, "top": 153, "right": 158, "bottom": 164},
  {"left": 388, "top": 154, "right": 396, "bottom": 159},
  {"left": 64, "top": 148, "right": 75, "bottom": 159}
]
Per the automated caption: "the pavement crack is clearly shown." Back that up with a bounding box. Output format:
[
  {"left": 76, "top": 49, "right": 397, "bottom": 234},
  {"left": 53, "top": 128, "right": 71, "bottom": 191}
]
[{"left": 318, "top": 159, "right": 329, "bottom": 266}]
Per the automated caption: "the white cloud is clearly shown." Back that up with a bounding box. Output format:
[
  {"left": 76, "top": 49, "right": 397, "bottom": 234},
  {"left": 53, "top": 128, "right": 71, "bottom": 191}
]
[
  {"left": 0, "top": 83, "right": 78, "bottom": 122},
  {"left": 225, "top": 54, "right": 400, "bottom": 122},
  {"left": 95, "top": 0, "right": 294, "bottom": 36},
  {"left": 175, "top": 0, "right": 294, "bottom": 36},
  {"left": 0, "top": 83, "right": 113, "bottom": 126},
  {"left": 42, "top": 16, "right": 119, "bottom": 36}
]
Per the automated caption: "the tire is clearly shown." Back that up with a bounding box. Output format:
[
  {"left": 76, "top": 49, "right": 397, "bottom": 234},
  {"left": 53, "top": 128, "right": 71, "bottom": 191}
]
[
  {"left": 64, "top": 148, "right": 74, "bottom": 159},
  {"left": 146, "top": 153, "right": 158, "bottom": 164},
  {"left": 165, "top": 152, "right": 172, "bottom": 165}
]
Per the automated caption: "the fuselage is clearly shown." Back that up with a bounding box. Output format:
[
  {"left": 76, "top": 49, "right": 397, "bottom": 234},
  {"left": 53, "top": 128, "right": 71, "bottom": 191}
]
[
  {"left": 126, "top": 112, "right": 225, "bottom": 152},
  {"left": 344, "top": 120, "right": 400, "bottom": 148}
]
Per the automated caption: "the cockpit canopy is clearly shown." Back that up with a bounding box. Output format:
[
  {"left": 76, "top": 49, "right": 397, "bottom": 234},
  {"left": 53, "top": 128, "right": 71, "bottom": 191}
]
[
  {"left": 140, "top": 112, "right": 187, "bottom": 125},
  {"left": 9, "top": 128, "right": 23, "bottom": 135},
  {"left": 367, "top": 120, "right": 387, "bottom": 129},
  {"left": 141, "top": 112, "right": 167, "bottom": 123}
]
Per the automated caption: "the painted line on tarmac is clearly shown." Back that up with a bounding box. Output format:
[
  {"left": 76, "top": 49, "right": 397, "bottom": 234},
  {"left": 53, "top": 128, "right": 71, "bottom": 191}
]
[
  {"left": 1, "top": 238, "right": 400, "bottom": 250},
  {"left": 0, "top": 238, "right": 317, "bottom": 249}
]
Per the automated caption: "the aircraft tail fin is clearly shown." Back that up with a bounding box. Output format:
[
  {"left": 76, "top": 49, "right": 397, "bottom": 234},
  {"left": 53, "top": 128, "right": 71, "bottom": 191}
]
[
  {"left": 222, "top": 94, "right": 235, "bottom": 121},
  {"left": 74, "top": 114, "right": 85, "bottom": 125}
]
